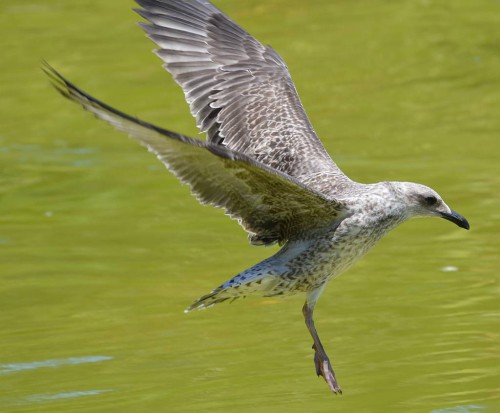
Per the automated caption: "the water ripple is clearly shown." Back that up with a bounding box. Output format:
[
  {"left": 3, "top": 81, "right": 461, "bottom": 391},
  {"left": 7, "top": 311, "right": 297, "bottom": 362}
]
[
  {"left": 21, "top": 389, "right": 113, "bottom": 403},
  {"left": 430, "top": 405, "right": 486, "bottom": 413},
  {"left": 0, "top": 356, "right": 113, "bottom": 374}
]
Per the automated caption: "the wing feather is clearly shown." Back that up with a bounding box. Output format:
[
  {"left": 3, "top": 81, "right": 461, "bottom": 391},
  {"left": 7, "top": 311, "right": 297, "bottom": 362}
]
[
  {"left": 134, "top": 0, "right": 348, "bottom": 188},
  {"left": 44, "top": 65, "right": 348, "bottom": 246}
]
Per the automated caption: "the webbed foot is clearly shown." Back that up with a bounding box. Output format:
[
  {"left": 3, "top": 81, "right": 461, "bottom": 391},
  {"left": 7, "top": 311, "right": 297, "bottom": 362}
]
[{"left": 313, "top": 344, "right": 342, "bottom": 394}]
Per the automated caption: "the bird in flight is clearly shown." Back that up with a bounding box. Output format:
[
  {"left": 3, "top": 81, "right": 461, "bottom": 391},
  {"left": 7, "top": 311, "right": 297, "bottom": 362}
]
[{"left": 45, "top": 0, "right": 470, "bottom": 394}]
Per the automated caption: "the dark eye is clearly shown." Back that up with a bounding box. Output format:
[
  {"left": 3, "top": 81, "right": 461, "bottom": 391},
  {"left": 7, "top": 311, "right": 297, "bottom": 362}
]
[{"left": 425, "top": 196, "right": 438, "bottom": 206}]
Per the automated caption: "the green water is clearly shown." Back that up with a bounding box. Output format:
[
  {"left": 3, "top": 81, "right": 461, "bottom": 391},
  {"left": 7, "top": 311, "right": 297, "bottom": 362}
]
[{"left": 1, "top": 0, "right": 499, "bottom": 412}]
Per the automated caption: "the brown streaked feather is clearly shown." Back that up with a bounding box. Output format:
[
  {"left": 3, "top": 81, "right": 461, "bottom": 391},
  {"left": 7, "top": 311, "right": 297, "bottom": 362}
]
[
  {"left": 44, "top": 64, "right": 348, "bottom": 246},
  {"left": 134, "top": 0, "right": 348, "bottom": 189}
]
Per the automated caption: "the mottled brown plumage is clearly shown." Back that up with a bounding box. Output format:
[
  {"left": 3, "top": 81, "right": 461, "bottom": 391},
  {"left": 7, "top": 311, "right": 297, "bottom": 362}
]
[
  {"left": 45, "top": 0, "right": 469, "bottom": 394},
  {"left": 135, "top": 0, "right": 345, "bottom": 187}
]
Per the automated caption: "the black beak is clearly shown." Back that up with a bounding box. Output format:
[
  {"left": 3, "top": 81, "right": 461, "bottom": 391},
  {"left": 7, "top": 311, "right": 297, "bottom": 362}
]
[{"left": 440, "top": 209, "right": 470, "bottom": 230}]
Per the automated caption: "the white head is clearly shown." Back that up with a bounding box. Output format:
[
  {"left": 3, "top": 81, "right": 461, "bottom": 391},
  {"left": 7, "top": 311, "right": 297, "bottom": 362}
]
[{"left": 391, "top": 182, "right": 470, "bottom": 229}]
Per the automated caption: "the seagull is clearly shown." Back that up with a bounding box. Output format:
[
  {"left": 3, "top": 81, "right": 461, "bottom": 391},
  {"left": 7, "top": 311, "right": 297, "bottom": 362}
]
[{"left": 44, "top": 0, "right": 470, "bottom": 394}]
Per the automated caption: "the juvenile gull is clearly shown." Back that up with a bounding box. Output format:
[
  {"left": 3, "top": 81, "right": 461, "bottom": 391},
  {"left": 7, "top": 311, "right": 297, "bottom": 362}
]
[{"left": 44, "top": 0, "right": 470, "bottom": 394}]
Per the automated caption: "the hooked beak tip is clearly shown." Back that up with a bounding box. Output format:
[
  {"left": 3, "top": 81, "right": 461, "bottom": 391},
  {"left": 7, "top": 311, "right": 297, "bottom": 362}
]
[{"left": 440, "top": 210, "right": 470, "bottom": 230}]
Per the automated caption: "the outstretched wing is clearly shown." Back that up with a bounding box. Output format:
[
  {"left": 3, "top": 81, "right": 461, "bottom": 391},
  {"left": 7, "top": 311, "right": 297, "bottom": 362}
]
[
  {"left": 45, "top": 65, "right": 348, "bottom": 246},
  {"left": 134, "top": 0, "right": 346, "bottom": 186}
]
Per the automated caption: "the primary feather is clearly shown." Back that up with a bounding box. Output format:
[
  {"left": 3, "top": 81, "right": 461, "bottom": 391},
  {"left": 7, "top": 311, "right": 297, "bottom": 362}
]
[
  {"left": 135, "top": 0, "right": 347, "bottom": 185},
  {"left": 44, "top": 64, "right": 347, "bottom": 246}
]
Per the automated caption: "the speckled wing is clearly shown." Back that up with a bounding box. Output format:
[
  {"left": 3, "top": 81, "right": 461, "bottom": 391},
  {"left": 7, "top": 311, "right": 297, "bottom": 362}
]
[
  {"left": 134, "top": 0, "right": 346, "bottom": 186},
  {"left": 45, "top": 66, "right": 348, "bottom": 246}
]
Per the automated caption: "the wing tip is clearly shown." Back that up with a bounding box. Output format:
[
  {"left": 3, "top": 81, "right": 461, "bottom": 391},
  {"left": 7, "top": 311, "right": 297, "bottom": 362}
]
[{"left": 41, "top": 61, "right": 74, "bottom": 99}]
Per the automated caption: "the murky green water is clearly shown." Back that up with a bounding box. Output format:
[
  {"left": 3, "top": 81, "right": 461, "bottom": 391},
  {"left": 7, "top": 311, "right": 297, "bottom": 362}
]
[{"left": 1, "top": 0, "right": 499, "bottom": 412}]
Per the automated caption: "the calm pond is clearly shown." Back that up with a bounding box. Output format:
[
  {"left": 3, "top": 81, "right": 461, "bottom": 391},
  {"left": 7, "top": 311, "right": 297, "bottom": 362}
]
[{"left": 0, "top": 0, "right": 498, "bottom": 412}]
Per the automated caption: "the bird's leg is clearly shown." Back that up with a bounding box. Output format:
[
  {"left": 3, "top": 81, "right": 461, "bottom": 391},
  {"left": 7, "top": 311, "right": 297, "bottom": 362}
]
[{"left": 302, "top": 301, "right": 342, "bottom": 394}]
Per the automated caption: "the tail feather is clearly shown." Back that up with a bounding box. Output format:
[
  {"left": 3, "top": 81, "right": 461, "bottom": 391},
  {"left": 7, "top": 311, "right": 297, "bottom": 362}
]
[
  {"left": 184, "top": 287, "right": 238, "bottom": 313},
  {"left": 185, "top": 271, "right": 280, "bottom": 312}
]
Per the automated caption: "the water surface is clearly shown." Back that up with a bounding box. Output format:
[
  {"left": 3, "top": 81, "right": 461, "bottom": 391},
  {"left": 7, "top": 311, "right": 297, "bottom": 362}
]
[{"left": 1, "top": 0, "right": 499, "bottom": 412}]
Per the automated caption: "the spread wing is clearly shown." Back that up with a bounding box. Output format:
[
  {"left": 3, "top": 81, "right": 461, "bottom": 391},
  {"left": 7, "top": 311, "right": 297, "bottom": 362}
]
[
  {"left": 134, "top": 0, "right": 346, "bottom": 187},
  {"left": 45, "top": 65, "right": 348, "bottom": 246}
]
